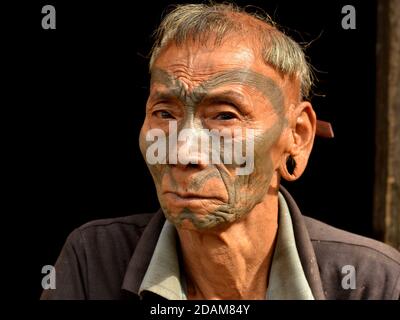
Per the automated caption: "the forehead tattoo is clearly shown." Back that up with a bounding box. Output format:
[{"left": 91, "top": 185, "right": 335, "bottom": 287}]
[{"left": 150, "top": 67, "right": 285, "bottom": 114}]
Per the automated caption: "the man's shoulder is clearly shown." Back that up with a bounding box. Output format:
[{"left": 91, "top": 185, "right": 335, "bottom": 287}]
[
  {"left": 304, "top": 216, "right": 400, "bottom": 263},
  {"left": 303, "top": 216, "right": 400, "bottom": 299},
  {"left": 47, "top": 212, "right": 160, "bottom": 299},
  {"left": 64, "top": 212, "right": 158, "bottom": 256},
  {"left": 78, "top": 212, "right": 156, "bottom": 232}
]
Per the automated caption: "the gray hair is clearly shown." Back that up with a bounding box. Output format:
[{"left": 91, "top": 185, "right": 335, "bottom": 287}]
[{"left": 149, "top": 3, "right": 314, "bottom": 99}]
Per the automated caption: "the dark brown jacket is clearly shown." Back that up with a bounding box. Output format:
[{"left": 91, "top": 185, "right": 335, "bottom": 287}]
[{"left": 41, "top": 187, "right": 400, "bottom": 300}]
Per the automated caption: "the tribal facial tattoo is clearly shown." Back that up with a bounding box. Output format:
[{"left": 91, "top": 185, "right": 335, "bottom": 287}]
[{"left": 139, "top": 44, "right": 289, "bottom": 230}]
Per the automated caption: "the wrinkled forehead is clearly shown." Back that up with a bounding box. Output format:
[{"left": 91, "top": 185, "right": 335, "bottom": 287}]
[
  {"left": 150, "top": 38, "right": 299, "bottom": 108},
  {"left": 152, "top": 35, "right": 265, "bottom": 77}
]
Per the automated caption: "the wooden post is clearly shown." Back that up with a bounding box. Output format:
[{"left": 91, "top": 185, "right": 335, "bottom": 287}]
[{"left": 374, "top": 0, "right": 400, "bottom": 250}]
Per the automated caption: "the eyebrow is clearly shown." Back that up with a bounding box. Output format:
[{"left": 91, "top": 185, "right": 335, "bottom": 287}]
[
  {"left": 151, "top": 89, "right": 245, "bottom": 102},
  {"left": 202, "top": 69, "right": 284, "bottom": 113},
  {"left": 202, "top": 90, "right": 245, "bottom": 103},
  {"left": 151, "top": 91, "right": 181, "bottom": 102},
  {"left": 149, "top": 86, "right": 251, "bottom": 115},
  {"left": 200, "top": 90, "right": 251, "bottom": 115}
]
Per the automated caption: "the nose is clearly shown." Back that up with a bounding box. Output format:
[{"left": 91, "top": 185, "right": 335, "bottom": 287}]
[
  {"left": 173, "top": 153, "right": 208, "bottom": 171},
  {"left": 169, "top": 127, "right": 209, "bottom": 171}
]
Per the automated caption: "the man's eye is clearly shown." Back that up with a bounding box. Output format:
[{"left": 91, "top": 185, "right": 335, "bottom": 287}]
[
  {"left": 154, "top": 110, "right": 175, "bottom": 119},
  {"left": 215, "top": 112, "right": 237, "bottom": 120}
]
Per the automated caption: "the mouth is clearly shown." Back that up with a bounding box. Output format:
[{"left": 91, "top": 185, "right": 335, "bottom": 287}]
[{"left": 163, "top": 191, "right": 224, "bottom": 203}]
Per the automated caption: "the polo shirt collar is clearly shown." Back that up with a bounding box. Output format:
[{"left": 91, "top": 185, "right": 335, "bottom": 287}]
[
  {"left": 266, "top": 192, "right": 314, "bottom": 299},
  {"left": 138, "top": 220, "right": 186, "bottom": 299}
]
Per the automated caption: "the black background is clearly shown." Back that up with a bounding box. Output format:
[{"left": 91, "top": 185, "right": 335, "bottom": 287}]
[{"left": 5, "top": 0, "right": 376, "bottom": 299}]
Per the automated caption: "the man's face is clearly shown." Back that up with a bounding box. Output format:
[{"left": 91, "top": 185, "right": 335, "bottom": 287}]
[{"left": 139, "top": 37, "right": 293, "bottom": 230}]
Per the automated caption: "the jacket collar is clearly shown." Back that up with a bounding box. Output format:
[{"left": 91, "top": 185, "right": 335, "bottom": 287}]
[
  {"left": 121, "top": 208, "right": 166, "bottom": 296},
  {"left": 122, "top": 186, "right": 326, "bottom": 300},
  {"left": 279, "top": 186, "right": 326, "bottom": 299}
]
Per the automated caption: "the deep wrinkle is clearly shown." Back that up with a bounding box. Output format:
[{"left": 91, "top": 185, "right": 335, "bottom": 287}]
[
  {"left": 188, "top": 170, "right": 221, "bottom": 191},
  {"left": 141, "top": 66, "right": 288, "bottom": 229}
]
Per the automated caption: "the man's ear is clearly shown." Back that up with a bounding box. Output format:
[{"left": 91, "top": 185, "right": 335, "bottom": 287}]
[{"left": 279, "top": 101, "right": 316, "bottom": 181}]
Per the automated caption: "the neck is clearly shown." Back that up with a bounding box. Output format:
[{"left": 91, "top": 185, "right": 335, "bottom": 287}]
[{"left": 176, "top": 182, "right": 279, "bottom": 300}]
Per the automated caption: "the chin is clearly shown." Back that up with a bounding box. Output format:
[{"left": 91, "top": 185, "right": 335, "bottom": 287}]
[{"left": 162, "top": 204, "right": 237, "bottom": 231}]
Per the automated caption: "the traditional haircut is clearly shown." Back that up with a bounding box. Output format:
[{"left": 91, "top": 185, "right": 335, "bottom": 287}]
[{"left": 149, "top": 2, "right": 314, "bottom": 99}]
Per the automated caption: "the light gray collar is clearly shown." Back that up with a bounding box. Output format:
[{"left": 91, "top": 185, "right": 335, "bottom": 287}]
[
  {"left": 266, "top": 192, "right": 314, "bottom": 299},
  {"left": 139, "top": 220, "right": 186, "bottom": 299}
]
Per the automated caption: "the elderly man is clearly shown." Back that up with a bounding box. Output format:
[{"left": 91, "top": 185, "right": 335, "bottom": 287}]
[{"left": 41, "top": 3, "right": 400, "bottom": 300}]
